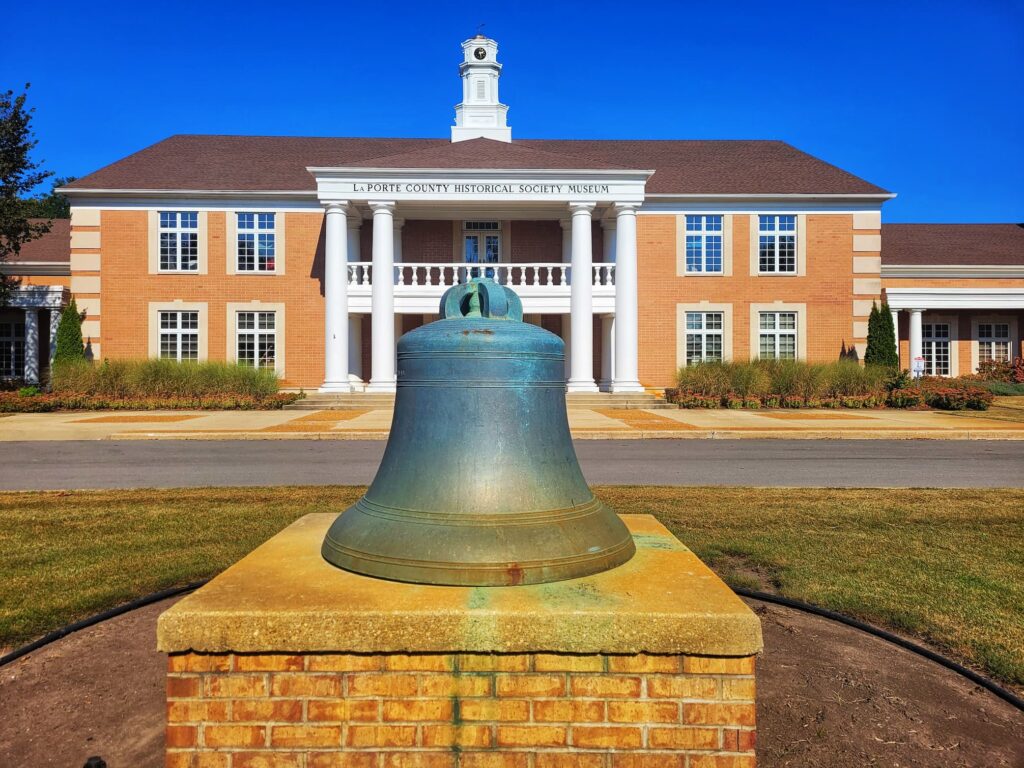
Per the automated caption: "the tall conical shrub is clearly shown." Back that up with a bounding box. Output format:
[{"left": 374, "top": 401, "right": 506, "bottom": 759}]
[
  {"left": 865, "top": 300, "right": 899, "bottom": 369},
  {"left": 53, "top": 297, "right": 85, "bottom": 364}
]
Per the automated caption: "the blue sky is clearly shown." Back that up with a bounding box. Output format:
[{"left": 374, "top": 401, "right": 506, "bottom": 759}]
[{"left": 4, "top": 0, "right": 1022, "bottom": 222}]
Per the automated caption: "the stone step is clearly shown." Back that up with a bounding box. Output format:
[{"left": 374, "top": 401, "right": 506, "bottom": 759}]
[{"left": 286, "top": 391, "right": 676, "bottom": 411}]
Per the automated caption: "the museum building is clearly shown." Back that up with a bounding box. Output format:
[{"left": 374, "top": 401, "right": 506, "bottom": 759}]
[{"left": 3, "top": 36, "right": 1023, "bottom": 390}]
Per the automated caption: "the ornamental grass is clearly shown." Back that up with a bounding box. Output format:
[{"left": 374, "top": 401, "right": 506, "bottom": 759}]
[{"left": 52, "top": 359, "right": 280, "bottom": 399}]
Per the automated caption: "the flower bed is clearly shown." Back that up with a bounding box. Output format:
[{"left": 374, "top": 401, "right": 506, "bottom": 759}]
[{"left": 0, "top": 391, "right": 302, "bottom": 413}]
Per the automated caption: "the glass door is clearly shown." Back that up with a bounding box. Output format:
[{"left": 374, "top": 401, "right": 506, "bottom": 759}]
[{"left": 463, "top": 222, "right": 501, "bottom": 279}]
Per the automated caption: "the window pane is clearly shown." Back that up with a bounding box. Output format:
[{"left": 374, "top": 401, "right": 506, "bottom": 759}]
[
  {"left": 181, "top": 212, "right": 198, "bottom": 229},
  {"left": 759, "top": 313, "right": 775, "bottom": 330},
  {"left": 238, "top": 213, "right": 254, "bottom": 230}
]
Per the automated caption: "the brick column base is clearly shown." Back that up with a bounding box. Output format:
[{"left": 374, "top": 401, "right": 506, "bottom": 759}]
[{"left": 167, "top": 651, "right": 756, "bottom": 768}]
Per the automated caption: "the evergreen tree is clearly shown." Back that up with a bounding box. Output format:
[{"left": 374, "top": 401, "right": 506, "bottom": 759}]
[
  {"left": 0, "top": 85, "right": 52, "bottom": 306},
  {"left": 865, "top": 300, "right": 899, "bottom": 368},
  {"left": 53, "top": 297, "right": 85, "bottom": 364}
]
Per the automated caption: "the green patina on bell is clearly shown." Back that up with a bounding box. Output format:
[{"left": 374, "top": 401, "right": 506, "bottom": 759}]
[{"left": 321, "top": 278, "right": 636, "bottom": 586}]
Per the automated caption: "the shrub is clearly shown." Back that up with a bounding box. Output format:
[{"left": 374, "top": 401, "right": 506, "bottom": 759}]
[
  {"left": 53, "top": 298, "right": 86, "bottom": 365},
  {"left": 887, "top": 388, "right": 924, "bottom": 408},
  {"left": 864, "top": 301, "right": 899, "bottom": 369},
  {"left": 0, "top": 391, "right": 301, "bottom": 413},
  {"left": 52, "top": 359, "right": 280, "bottom": 399},
  {"left": 975, "top": 358, "right": 1024, "bottom": 384},
  {"left": 674, "top": 362, "right": 732, "bottom": 398},
  {"left": 923, "top": 387, "right": 993, "bottom": 411}
]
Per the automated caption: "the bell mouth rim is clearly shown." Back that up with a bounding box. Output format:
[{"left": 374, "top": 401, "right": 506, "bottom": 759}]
[{"left": 321, "top": 534, "right": 637, "bottom": 588}]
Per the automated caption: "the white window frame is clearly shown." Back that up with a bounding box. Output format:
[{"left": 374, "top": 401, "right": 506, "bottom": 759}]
[
  {"left": 158, "top": 310, "right": 200, "bottom": 362},
  {"left": 236, "top": 310, "right": 278, "bottom": 370},
  {"left": 758, "top": 311, "right": 799, "bottom": 360},
  {"left": 683, "top": 215, "right": 724, "bottom": 274},
  {"left": 978, "top": 322, "right": 1011, "bottom": 365},
  {"left": 236, "top": 212, "right": 278, "bottom": 273},
  {"left": 226, "top": 302, "right": 285, "bottom": 377},
  {"left": 158, "top": 211, "right": 199, "bottom": 272},
  {"left": 148, "top": 302, "right": 208, "bottom": 361},
  {"left": 757, "top": 215, "right": 797, "bottom": 274},
  {"left": 684, "top": 311, "right": 724, "bottom": 365},
  {"left": 922, "top": 322, "right": 951, "bottom": 377}
]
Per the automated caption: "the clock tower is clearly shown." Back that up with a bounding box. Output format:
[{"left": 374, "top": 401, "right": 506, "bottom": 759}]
[{"left": 451, "top": 35, "right": 512, "bottom": 143}]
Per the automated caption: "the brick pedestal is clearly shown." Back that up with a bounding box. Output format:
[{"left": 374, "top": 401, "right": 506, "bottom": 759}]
[{"left": 160, "top": 515, "right": 761, "bottom": 768}]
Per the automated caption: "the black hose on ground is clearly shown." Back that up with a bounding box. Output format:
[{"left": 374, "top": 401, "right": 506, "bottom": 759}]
[
  {"left": 735, "top": 587, "right": 1024, "bottom": 712},
  {"left": 0, "top": 580, "right": 209, "bottom": 668},
  {"left": 1, "top": 580, "right": 1021, "bottom": 714}
]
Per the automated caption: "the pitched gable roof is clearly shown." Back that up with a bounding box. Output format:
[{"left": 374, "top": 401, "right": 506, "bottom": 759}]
[{"left": 64, "top": 135, "right": 889, "bottom": 196}]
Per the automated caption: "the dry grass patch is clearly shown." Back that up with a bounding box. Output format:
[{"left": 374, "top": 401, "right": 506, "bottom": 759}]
[{"left": 1, "top": 486, "right": 1021, "bottom": 689}]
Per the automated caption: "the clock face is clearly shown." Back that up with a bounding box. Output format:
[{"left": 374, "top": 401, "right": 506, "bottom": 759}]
[{"left": 474, "top": 47, "right": 487, "bottom": 60}]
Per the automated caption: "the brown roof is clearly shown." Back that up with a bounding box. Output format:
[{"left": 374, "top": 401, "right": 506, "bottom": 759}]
[
  {"left": 881, "top": 224, "right": 1024, "bottom": 266},
  {"left": 9, "top": 219, "right": 70, "bottom": 264},
  {"left": 64, "top": 135, "right": 888, "bottom": 196}
]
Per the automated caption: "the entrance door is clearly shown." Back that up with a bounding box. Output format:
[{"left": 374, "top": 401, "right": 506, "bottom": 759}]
[
  {"left": 463, "top": 221, "right": 500, "bottom": 279},
  {"left": 0, "top": 315, "right": 26, "bottom": 379}
]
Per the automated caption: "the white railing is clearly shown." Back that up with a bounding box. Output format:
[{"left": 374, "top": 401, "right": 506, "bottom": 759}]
[{"left": 347, "top": 262, "right": 615, "bottom": 292}]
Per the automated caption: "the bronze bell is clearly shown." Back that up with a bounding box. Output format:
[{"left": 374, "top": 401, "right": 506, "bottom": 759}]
[{"left": 321, "top": 278, "right": 636, "bottom": 586}]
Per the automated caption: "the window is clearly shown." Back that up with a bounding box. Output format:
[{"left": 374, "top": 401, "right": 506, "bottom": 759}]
[
  {"left": 922, "top": 323, "right": 950, "bottom": 376},
  {"left": 685, "top": 312, "right": 723, "bottom": 364},
  {"left": 0, "top": 321, "right": 25, "bottom": 377},
  {"left": 758, "top": 215, "right": 796, "bottom": 273},
  {"left": 159, "top": 311, "right": 199, "bottom": 362},
  {"left": 159, "top": 211, "right": 199, "bottom": 271},
  {"left": 237, "top": 311, "right": 276, "bottom": 370},
  {"left": 978, "top": 322, "right": 1011, "bottom": 365},
  {"left": 237, "top": 212, "right": 276, "bottom": 272},
  {"left": 759, "top": 312, "right": 797, "bottom": 359},
  {"left": 463, "top": 221, "right": 500, "bottom": 278},
  {"left": 684, "top": 215, "right": 723, "bottom": 273}
]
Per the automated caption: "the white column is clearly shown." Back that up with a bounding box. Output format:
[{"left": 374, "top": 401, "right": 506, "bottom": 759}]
[
  {"left": 560, "top": 219, "right": 572, "bottom": 263},
  {"left": 347, "top": 216, "right": 362, "bottom": 262},
  {"left": 599, "top": 314, "right": 615, "bottom": 391},
  {"left": 319, "top": 202, "right": 353, "bottom": 392},
  {"left": 891, "top": 309, "right": 900, "bottom": 366},
  {"left": 49, "top": 307, "right": 61, "bottom": 363},
  {"left": 909, "top": 309, "right": 923, "bottom": 377},
  {"left": 561, "top": 315, "right": 572, "bottom": 380},
  {"left": 367, "top": 201, "right": 397, "bottom": 392},
  {"left": 567, "top": 203, "right": 598, "bottom": 392},
  {"left": 612, "top": 203, "right": 643, "bottom": 392},
  {"left": 24, "top": 309, "right": 40, "bottom": 385}
]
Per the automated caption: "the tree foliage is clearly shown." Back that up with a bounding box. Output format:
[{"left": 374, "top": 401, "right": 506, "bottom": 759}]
[
  {"left": 864, "top": 300, "right": 899, "bottom": 369},
  {"left": 22, "top": 175, "right": 75, "bottom": 219},
  {"left": 53, "top": 297, "right": 86, "bottom": 365},
  {"left": 0, "top": 85, "right": 52, "bottom": 305}
]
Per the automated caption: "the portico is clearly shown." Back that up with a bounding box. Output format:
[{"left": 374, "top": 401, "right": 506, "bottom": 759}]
[{"left": 311, "top": 166, "right": 651, "bottom": 394}]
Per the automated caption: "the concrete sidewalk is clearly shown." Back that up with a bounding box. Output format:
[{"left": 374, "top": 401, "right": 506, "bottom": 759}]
[{"left": 1, "top": 405, "right": 1022, "bottom": 441}]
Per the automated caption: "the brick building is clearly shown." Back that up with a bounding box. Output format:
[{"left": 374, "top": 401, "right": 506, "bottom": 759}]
[{"left": 4, "top": 36, "right": 1022, "bottom": 388}]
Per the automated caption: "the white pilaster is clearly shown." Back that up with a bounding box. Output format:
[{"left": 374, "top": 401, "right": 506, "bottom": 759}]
[
  {"left": 23, "top": 309, "right": 39, "bottom": 385},
  {"left": 611, "top": 203, "right": 643, "bottom": 392},
  {"left": 560, "top": 219, "right": 572, "bottom": 264},
  {"left": 348, "top": 315, "right": 363, "bottom": 386},
  {"left": 909, "top": 309, "right": 923, "bottom": 377},
  {"left": 599, "top": 314, "right": 615, "bottom": 391},
  {"left": 601, "top": 219, "right": 617, "bottom": 263},
  {"left": 561, "top": 314, "right": 572, "bottom": 380},
  {"left": 567, "top": 202, "right": 598, "bottom": 392},
  {"left": 319, "top": 202, "right": 353, "bottom": 392},
  {"left": 367, "top": 201, "right": 397, "bottom": 393},
  {"left": 347, "top": 216, "right": 362, "bottom": 262}
]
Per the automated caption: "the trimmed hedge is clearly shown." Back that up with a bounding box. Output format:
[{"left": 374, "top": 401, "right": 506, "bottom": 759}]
[
  {"left": 0, "top": 391, "right": 301, "bottom": 412},
  {"left": 670, "top": 361, "right": 993, "bottom": 411}
]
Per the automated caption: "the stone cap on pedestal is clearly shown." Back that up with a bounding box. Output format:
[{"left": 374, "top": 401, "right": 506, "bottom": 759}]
[{"left": 157, "top": 514, "right": 762, "bottom": 657}]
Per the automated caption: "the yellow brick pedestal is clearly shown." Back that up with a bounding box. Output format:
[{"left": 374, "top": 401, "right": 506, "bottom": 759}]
[{"left": 159, "top": 514, "right": 762, "bottom": 767}]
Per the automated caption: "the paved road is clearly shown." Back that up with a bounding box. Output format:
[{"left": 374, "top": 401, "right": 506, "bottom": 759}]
[{"left": 0, "top": 440, "right": 1020, "bottom": 490}]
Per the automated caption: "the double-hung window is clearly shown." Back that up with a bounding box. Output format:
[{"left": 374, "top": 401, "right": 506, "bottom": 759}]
[
  {"left": 237, "top": 213, "right": 276, "bottom": 272},
  {"left": 159, "top": 311, "right": 199, "bottom": 362},
  {"left": 237, "top": 311, "right": 277, "bottom": 370},
  {"left": 685, "top": 215, "right": 723, "bottom": 273},
  {"left": 758, "top": 215, "right": 796, "bottom": 274},
  {"left": 922, "top": 323, "right": 951, "bottom": 376},
  {"left": 685, "top": 312, "right": 724, "bottom": 365},
  {"left": 978, "top": 322, "right": 1011, "bottom": 365},
  {"left": 758, "top": 312, "right": 797, "bottom": 359},
  {"left": 159, "top": 211, "right": 199, "bottom": 271}
]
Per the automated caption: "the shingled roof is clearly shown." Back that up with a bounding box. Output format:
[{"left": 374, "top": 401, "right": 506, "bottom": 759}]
[
  {"left": 8, "top": 219, "right": 70, "bottom": 264},
  {"left": 64, "top": 135, "right": 889, "bottom": 196},
  {"left": 881, "top": 224, "right": 1024, "bottom": 266}
]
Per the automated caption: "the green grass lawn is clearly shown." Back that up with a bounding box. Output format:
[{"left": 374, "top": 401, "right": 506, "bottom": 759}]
[{"left": 1, "top": 486, "right": 1022, "bottom": 689}]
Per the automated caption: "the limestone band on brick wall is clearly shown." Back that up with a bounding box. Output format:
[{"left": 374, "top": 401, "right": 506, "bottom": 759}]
[{"left": 166, "top": 651, "right": 756, "bottom": 768}]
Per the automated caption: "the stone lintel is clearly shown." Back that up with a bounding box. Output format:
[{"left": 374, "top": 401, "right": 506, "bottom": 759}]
[{"left": 158, "top": 513, "right": 762, "bottom": 657}]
